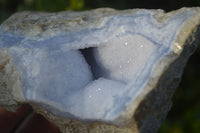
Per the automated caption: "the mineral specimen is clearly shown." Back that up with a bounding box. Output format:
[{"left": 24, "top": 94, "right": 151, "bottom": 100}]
[{"left": 0, "top": 7, "right": 200, "bottom": 133}]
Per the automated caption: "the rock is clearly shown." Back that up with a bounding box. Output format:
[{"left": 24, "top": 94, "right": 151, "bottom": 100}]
[{"left": 0, "top": 7, "right": 200, "bottom": 133}]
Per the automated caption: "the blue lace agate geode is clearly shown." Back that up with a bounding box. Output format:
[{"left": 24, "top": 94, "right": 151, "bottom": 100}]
[{"left": 0, "top": 7, "right": 200, "bottom": 133}]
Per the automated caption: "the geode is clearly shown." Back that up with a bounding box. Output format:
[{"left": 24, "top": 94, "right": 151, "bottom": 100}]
[{"left": 0, "top": 7, "right": 200, "bottom": 133}]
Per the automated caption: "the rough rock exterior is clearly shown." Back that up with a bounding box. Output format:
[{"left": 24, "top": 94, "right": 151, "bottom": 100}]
[{"left": 0, "top": 8, "right": 200, "bottom": 133}]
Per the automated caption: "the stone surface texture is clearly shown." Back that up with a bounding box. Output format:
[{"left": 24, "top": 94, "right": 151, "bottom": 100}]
[{"left": 0, "top": 7, "right": 200, "bottom": 133}]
